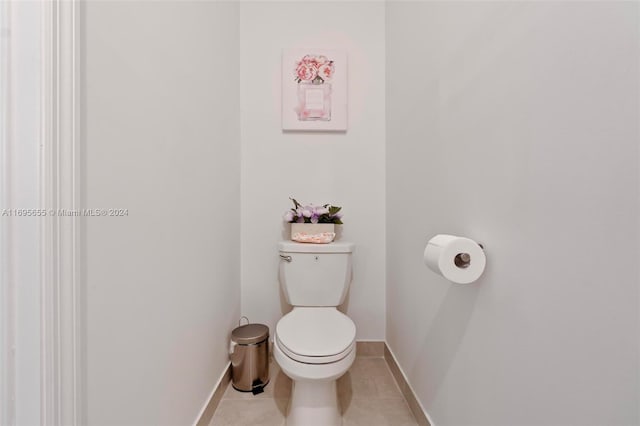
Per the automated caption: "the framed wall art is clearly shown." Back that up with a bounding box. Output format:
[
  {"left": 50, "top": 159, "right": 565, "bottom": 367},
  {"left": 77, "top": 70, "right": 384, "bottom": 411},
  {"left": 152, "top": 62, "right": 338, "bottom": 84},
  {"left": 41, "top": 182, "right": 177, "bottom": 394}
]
[{"left": 281, "top": 49, "right": 347, "bottom": 131}]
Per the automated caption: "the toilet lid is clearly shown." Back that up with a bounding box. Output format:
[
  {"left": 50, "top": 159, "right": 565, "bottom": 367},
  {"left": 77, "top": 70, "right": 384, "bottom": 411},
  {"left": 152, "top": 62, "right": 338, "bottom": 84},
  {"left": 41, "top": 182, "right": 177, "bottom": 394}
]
[{"left": 276, "top": 308, "right": 356, "bottom": 359}]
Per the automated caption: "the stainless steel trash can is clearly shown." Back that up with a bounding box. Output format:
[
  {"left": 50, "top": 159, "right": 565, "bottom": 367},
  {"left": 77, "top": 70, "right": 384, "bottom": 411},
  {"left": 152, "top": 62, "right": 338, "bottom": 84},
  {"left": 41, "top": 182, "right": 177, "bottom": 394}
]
[{"left": 229, "top": 323, "right": 269, "bottom": 394}]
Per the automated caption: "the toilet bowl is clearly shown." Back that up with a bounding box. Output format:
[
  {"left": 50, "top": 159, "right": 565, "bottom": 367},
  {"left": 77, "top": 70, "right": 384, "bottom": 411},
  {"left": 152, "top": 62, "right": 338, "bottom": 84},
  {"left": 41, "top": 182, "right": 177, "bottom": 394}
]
[
  {"left": 274, "top": 307, "right": 356, "bottom": 426},
  {"left": 276, "top": 241, "right": 356, "bottom": 426}
]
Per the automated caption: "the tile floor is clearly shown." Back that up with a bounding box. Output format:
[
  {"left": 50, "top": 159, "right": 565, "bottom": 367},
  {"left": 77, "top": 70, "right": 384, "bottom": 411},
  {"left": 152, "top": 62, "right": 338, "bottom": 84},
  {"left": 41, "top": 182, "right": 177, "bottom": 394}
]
[{"left": 209, "top": 355, "right": 418, "bottom": 426}]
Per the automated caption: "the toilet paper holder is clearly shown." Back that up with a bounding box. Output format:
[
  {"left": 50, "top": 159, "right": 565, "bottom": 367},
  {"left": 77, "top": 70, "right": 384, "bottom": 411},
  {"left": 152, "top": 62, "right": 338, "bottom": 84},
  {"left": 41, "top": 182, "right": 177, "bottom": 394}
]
[
  {"left": 424, "top": 235, "right": 486, "bottom": 284},
  {"left": 453, "top": 243, "right": 484, "bottom": 270}
]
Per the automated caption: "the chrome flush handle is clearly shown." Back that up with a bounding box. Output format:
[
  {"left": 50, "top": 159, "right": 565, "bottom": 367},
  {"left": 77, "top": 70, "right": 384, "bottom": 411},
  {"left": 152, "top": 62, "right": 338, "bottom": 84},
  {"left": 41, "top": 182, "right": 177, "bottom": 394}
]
[{"left": 279, "top": 254, "right": 292, "bottom": 262}]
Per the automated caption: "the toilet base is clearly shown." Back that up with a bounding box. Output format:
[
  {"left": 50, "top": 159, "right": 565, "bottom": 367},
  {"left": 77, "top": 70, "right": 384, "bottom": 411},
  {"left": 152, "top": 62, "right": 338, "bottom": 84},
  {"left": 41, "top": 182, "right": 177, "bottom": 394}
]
[
  {"left": 274, "top": 337, "right": 355, "bottom": 426},
  {"left": 287, "top": 379, "right": 341, "bottom": 426}
]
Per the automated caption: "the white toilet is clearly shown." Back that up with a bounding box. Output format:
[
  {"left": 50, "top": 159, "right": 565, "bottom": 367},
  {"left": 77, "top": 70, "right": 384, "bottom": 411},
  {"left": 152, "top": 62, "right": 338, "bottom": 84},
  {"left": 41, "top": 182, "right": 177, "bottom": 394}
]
[{"left": 274, "top": 241, "right": 356, "bottom": 426}]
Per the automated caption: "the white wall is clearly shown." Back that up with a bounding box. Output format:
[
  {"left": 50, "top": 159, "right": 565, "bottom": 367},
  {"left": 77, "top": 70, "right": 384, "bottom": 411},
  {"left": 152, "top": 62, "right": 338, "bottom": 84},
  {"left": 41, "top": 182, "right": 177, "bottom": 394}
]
[
  {"left": 3, "top": 2, "right": 43, "bottom": 425},
  {"left": 83, "top": 2, "right": 240, "bottom": 425},
  {"left": 386, "top": 2, "right": 639, "bottom": 425},
  {"left": 0, "top": 3, "right": 7, "bottom": 422},
  {"left": 239, "top": 1, "right": 386, "bottom": 340}
]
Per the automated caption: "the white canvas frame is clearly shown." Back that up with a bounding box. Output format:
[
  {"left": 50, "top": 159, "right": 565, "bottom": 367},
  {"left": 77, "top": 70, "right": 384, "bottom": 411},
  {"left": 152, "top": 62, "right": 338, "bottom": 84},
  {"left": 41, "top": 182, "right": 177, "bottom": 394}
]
[{"left": 282, "top": 48, "right": 347, "bottom": 131}]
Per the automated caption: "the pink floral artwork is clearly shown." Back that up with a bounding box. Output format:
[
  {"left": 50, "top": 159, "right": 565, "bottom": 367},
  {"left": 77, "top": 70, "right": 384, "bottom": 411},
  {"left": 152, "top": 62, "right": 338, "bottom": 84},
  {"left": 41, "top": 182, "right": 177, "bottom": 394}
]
[
  {"left": 282, "top": 49, "right": 347, "bottom": 131},
  {"left": 293, "top": 55, "right": 335, "bottom": 122},
  {"left": 294, "top": 55, "right": 334, "bottom": 83}
]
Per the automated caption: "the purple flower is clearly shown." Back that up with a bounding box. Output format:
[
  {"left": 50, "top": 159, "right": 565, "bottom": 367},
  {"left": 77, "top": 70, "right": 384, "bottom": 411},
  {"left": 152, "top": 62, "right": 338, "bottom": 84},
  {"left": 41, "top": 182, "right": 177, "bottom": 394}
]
[
  {"left": 285, "top": 198, "right": 343, "bottom": 225},
  {"left": 314, "top": 206, "right": 329, "bottom": 216},
  {"left": 283, "top": 211, "right": 295, "bottom": 222}
]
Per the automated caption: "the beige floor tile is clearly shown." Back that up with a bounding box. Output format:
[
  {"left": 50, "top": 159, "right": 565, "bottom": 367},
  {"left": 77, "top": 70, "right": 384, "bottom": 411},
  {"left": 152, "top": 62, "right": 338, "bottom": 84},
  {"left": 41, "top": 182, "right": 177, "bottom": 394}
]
[
  {"left": 337, "top": 370, "right": 403, "bottom": 402},
  {"left": 338, "top": 371, "right": 376, "bottom": 403},
  {"left": 209, "top": 399, "right": 287, "bottom": 426},
  {"left": 340, "top": 357, "right": 403, "bottom": 400},
  {"left": 373, "top": 371, "right": 404, "bottom": 399},
  {"left": 343, "top": 398, "right": 418, "bottom": 426},
  {"left": 212, "top": 355, "right": 417, "bottom": 426}
]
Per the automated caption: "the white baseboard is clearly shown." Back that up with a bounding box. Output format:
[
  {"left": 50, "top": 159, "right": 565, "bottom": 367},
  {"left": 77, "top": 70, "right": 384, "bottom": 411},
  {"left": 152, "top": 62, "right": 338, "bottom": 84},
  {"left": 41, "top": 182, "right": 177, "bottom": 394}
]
[
  {"left": 384, "top": 343, "right": 435, "bottom": 426},
  {"left": 193, "top": 362, "right": 231, "bottom": 426}
]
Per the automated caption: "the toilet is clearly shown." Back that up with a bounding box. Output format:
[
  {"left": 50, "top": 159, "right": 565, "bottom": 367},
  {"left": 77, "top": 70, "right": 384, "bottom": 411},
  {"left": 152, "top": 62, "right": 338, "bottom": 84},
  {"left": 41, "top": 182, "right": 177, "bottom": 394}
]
[{"left": 274, "top": 241, "right": 356, "bottom": 426}]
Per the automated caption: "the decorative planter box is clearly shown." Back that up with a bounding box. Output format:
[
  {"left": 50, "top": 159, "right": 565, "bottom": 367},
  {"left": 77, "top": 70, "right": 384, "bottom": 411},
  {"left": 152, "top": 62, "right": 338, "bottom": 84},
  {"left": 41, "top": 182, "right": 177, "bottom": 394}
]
[{"left": 290, "top": 223, "right": 335, "bottom": 238}]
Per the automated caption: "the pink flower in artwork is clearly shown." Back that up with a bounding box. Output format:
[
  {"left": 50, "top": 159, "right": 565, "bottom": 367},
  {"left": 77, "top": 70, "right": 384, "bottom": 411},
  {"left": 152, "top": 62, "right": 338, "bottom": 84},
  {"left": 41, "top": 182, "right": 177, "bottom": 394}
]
[
  {"left": 295, "top": 62, "right": 318, "bottom": 82},
  {"left": 294, "top": 54, "right": 334, "bottom": 84},
  {"left": 318, "top": 62, "right": 334, "bottom": 81},
  {"left": 302, "top": 54, "right": 319, "bottom": 65}
]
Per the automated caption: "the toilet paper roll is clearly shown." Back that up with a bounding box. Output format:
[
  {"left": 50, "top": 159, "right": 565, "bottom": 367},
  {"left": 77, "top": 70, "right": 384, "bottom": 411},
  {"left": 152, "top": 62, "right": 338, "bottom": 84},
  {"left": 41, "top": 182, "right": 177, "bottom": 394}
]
[{"left": 424, "top": 234, "right": 486, "bottom": 284}]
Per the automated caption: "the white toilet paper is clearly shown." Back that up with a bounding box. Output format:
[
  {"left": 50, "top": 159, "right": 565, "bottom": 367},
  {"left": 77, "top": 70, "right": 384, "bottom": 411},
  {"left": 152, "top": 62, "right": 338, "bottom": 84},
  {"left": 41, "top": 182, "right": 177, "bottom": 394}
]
[{"left": 424, "top": 234, "right": 486, "bottom": 284}]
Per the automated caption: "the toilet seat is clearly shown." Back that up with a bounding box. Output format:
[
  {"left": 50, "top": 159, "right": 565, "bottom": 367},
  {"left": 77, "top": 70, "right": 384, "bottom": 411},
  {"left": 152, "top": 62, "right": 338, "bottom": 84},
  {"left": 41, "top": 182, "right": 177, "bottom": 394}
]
[{"left": 276, "top": 307, "right": 356, "bottom": 365}]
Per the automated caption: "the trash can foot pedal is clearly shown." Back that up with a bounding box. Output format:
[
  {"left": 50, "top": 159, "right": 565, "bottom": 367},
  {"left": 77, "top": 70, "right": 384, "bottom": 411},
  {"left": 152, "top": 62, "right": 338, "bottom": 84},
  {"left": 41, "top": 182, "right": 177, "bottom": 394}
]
[{"left": 252, "top": 379, "right": 265, "bottom": 395}]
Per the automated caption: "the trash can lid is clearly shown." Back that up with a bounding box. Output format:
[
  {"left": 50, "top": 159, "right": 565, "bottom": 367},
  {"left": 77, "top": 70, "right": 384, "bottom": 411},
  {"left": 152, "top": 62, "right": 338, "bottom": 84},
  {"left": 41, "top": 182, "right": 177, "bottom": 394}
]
[{"left": 231, "top": 323, "right": 269, "bottom": 345}]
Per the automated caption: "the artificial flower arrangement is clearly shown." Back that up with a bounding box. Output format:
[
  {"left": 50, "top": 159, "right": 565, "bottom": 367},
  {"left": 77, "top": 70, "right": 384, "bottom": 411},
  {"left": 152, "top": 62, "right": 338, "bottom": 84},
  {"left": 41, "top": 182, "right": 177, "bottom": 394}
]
[
  {"left": 283, "top": 198, "right": 343, "bottom": 224},
  {"left": 294, "top": 55, "right": 335, "bottom": 85},
  {"left": 283, "top": 198, "right": 342, "bottom": 244}
]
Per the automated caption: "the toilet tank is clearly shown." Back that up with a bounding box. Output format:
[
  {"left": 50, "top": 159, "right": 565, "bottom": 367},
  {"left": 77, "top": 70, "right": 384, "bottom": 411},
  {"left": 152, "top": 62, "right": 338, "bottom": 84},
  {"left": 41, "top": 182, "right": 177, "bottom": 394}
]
[{"left": 278, "top": 241, "right": 355, "bottom": 307}]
